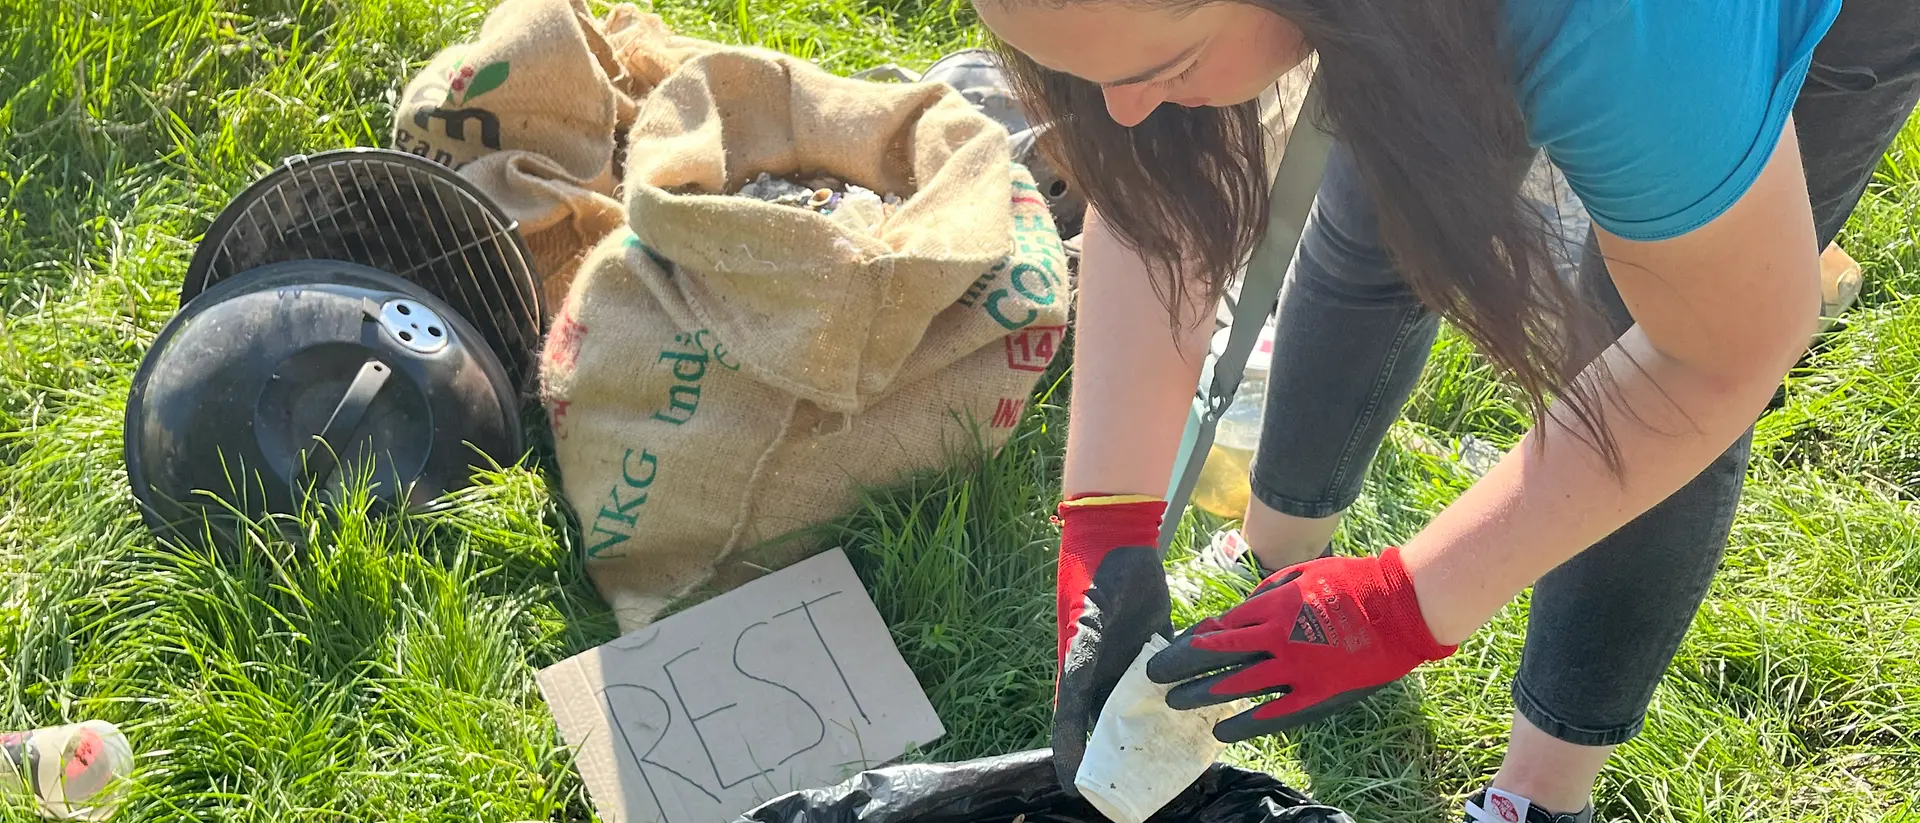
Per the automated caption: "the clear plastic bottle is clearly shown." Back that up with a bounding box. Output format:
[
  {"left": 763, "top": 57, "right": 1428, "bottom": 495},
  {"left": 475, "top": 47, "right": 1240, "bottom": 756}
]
[
  {"left": 1819, "top": 242, "right": 1862, "bottom": 333},
  {"left": 1191, "top": 324, "right": 1276, "bottom": 519},
  {"left": 1, "top": 720, "right": 135, "bottom": 821}
]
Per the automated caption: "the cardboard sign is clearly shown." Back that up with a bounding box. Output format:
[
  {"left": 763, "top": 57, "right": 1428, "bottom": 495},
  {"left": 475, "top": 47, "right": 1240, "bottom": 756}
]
[{"left": 538, "top": 549, "right": 946, "bottom": 823}]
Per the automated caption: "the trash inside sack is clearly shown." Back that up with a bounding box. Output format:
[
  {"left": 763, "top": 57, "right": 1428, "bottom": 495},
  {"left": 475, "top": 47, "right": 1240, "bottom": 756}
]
[
  {"left": 736, "top": 748, "right": 1354, "bottom": 823},
  {"left": 734, "top": 172, "right": 904, "bottom": 231}
]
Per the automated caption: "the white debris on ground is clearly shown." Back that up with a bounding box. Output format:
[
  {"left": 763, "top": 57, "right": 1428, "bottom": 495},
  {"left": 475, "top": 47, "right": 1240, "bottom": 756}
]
[
  {"left": 1456, "top": 433, "right": 1503, "bottom": 477},
  {"left": 734, "top": 172, "right": 904, "bottom": 233},
  {"left": 1165, "top": 554, "right": 1243, "bottom": 611},
  {"left": 1394, "top": 428, "right": 1507, "bottom": 479}
]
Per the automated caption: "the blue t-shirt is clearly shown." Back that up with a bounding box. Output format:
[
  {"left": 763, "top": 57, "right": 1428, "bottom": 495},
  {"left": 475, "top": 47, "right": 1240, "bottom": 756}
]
[{"left": 1505, "top": 0, "right": 1844, "bottom": 241}]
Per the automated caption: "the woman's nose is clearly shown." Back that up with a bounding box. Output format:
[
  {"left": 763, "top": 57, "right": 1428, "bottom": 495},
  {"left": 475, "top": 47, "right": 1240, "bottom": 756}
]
[{"left": 1102, "top": 84, "right": 1163, "bottom": 127}]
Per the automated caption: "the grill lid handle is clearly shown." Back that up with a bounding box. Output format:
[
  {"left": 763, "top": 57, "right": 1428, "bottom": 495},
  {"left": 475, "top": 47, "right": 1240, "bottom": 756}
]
[{"left": 296, "top": 358, "right": 392, "bottom": 494}]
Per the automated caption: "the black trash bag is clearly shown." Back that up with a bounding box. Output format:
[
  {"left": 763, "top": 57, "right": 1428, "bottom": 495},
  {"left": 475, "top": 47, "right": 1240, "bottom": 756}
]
[{"left": 735, "top": 749, "right": 1355, "bottom": 823}]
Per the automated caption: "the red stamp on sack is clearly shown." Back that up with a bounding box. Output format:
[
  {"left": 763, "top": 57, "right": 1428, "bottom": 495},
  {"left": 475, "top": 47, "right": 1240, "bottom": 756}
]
[
  {"left": 546, "top": 312, "right": 588, "bottom": 371},
  {"left": 990, "top": 398, "right": 1025, "bottom": 429},
  {"left": 1004, "top": 325, "right": 1064, "bottom": 372},
  {"left": 548, "top": 399, "right": 572, "bottom": 440}
]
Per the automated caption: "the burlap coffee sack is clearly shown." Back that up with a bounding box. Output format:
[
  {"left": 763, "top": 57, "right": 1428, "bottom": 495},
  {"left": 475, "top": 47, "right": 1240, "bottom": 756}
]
[
  {"left": 543, "top": 154, "right": 1066, "bottom": 632},
  {"left": 394, "top": 0, "right": 631, "bottom": 187},
  {"left": 711, "top": 170, "right": 1071, "bottom": 590},
  {"left": 599, "top": 4, "right": 717, "bottom": 101},
  {"left": 621, "top": 47, "right": 1016, "bottom": 414},
  {"left": 460, "top": 151, "right": 625, "bottom": 309},
  {"left": 392, "top": 0, "right": 719, "bottom": 316},
  {"left": 539, "top": 232, "right": 795, "bottom": 632}
]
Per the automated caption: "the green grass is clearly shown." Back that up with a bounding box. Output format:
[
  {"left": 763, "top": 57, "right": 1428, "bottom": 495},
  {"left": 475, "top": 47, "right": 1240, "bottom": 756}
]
[{"left": 3, "top": 1, "right": 1918, "bottom": 821}]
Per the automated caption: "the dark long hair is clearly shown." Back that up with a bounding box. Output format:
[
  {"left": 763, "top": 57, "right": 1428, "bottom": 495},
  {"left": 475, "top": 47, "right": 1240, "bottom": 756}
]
[{"left": 987, "top": 0, "right": 1632, "bottom": 474}]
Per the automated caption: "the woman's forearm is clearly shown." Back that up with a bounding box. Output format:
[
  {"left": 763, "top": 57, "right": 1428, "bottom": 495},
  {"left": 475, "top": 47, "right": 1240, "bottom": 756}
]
[
  {"left": 1062, "top": 209, "right": 1215, "bottom": 499},
  {"left": 1397, "top": 323, "right": 1807, "bottom": 645},
  {"left": 1398, "top": 124, "right": 1825, "bottom": 646}
]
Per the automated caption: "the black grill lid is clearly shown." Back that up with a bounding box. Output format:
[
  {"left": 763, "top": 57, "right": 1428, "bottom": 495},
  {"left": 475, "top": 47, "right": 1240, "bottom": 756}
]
[{"left": 125, "top": 259, "right": 524, "bottom": 542}]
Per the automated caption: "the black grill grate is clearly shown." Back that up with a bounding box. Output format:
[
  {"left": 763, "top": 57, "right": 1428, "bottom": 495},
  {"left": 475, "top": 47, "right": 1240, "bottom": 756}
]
[{"left": 182, "top": 149, "right": 543, "bottom": 393}]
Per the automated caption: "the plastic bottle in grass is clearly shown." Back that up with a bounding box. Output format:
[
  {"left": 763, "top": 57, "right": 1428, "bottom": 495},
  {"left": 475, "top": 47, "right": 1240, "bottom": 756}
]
[
  {"left": 1192, "top": 324, "right": 1276, "bottom": 519},
  {"left": 1, "top": 721, "right": 135, "bottom": 821}
]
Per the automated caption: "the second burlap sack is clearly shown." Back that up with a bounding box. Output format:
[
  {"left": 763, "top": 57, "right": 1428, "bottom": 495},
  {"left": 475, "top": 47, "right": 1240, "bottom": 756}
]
[
  {"left": 540, "top": 47, "right": 1071, "bottom": 632},
  {"left": 392, "top": 0, "right": 718, "bottom": 311}
]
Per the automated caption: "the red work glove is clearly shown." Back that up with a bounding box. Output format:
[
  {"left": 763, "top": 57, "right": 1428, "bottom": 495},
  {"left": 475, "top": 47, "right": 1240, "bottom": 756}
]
[
  {"left": 1146, "top": 546, "right": 1457, "bottom": 743},
  {"left": 1052, "top": 494, "right": 1172, "bottom": 793}
]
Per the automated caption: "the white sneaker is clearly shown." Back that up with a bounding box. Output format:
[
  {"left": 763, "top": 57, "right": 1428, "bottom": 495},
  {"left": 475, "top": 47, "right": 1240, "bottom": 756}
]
[
  {"left": 1194, "top": 528, "right": 1260, "bottom": 578},
  {"left": 1463, "top": 788, "right": 1594, "bottom": 823},
  {"left": 1192, "top": 528, "right": 1332, "bottom": 582}
]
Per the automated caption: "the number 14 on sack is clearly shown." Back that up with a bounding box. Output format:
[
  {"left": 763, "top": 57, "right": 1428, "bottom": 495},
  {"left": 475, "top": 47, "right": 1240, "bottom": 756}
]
[{"left": 1006, "top": 325, "right": 1064, "bottom": 372}]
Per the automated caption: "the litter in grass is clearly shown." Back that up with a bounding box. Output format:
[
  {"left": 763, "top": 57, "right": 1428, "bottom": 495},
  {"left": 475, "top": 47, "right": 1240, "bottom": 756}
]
[{"left": 1, "top": 720, "right": 136, "bottom": 821}]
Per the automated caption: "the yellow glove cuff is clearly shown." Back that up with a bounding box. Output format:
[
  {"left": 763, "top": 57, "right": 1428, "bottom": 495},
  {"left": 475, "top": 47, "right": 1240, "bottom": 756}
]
[{"left": 1059, "top": 494, "right": 1164, "bottom": 509}]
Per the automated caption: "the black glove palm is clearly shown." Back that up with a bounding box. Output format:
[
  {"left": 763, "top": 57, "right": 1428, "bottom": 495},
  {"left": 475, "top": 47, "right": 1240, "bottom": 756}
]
[{"left": 1053, "top": 545, "right": 1173, "bottom": 794}]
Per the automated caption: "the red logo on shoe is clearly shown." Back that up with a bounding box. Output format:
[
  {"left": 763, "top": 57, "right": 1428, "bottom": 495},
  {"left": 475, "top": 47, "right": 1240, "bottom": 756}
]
[{"left": 1491, "top": 794, "right": 1520, "bottom": 823}]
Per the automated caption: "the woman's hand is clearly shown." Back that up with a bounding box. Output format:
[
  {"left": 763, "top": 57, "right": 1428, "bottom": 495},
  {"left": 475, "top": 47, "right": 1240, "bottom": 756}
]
[
  {"left": 1051, "top": 495, "right": 1174, "bottom": 793},
  {"left": 1145, "top": 546, "right": 1457, "bottom": 742},
  {"left": 1044, "top": 208, "right": 1211, "bottom": 785}
]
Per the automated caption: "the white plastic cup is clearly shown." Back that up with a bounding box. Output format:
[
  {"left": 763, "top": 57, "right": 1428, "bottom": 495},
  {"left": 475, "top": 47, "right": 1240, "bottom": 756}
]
[
  {"left": 0, "top": 720, "right": 136, "bottom": 821},
  {"left": 1074, "top": 636, "right": 1252, "bottom": 823}
]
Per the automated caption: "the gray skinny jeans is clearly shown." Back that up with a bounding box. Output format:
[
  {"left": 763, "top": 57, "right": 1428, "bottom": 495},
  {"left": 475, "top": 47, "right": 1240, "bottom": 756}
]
[{"left": 1248, "top": 0, "right": 1920, "bottom": 746}]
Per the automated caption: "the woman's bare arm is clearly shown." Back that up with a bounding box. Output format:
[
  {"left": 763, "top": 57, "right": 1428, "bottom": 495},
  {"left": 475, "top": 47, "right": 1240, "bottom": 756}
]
[
  {"left": 1061, "top": 207, "right": 1216, "bottom": 499},
  {"left": 1400, "top": 121, "right": 1825, "bottom": 644}
]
